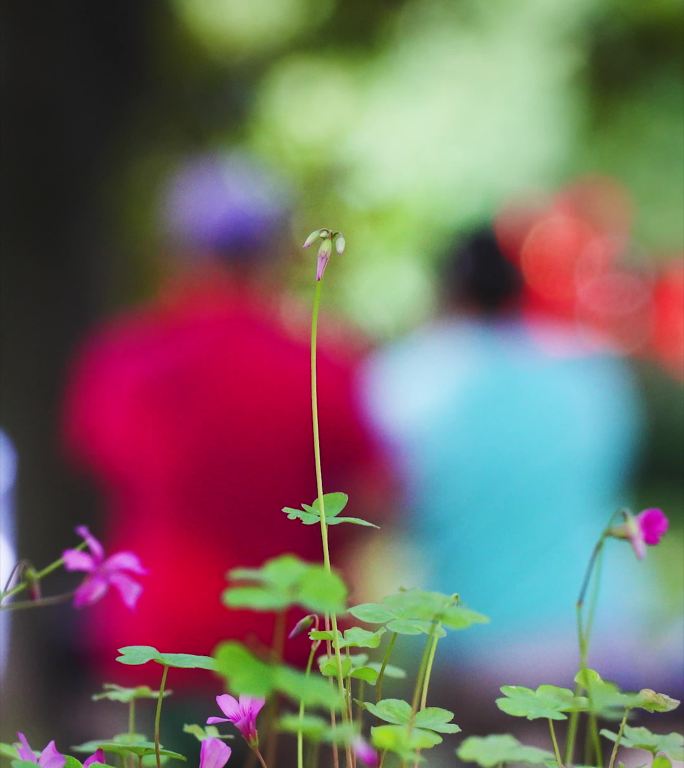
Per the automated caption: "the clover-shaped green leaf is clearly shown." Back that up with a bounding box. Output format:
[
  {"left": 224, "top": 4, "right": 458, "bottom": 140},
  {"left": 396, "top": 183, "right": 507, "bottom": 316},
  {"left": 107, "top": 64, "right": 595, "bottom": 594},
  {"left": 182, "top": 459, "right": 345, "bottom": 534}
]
[
  {"left": 283, "top": 492, "right": 379, "bottom": 528},
  {"left": 116, "top": 646, "right": 216, "bottom": 671},
  {"left": 364, "top": 699, "right": 460, "bottom": 735},
  {"left": 371, "top": 724, "right": 441, "bottom": 762},
  {"left": 72, "top": 741, "right": 186, "bottom": 762},
  {"left": 496, "top": 685, "right": 586, "bottom": 721},
  {"left": 93, "top": 683, "right": 170, "bottom": 703},
  {"left": 349, "top": 590, "right": 487, "bottom": 637},
  {"left": 214, "top": 641, "right": 343, "bottom": 709},
  {"left": 600, "top": 726, "right": 684, "bottom": 761},
  {"left": 365, "top": 698, "right": 413, "bottom": 725},
  {"left": 182, "top": 725, "right": 223, "bottom": 742},
  {"left": 457, "top": 734, "right": 555, "bottom": 767},
  {"left": 575, "top": 670, "right": 680, "bottom": 717},
  {"left": 224, "top": 554, "right": 347, "bottom": 614},
  {"left": 632, "top": 689, "right": 680, "bottom": 714}
]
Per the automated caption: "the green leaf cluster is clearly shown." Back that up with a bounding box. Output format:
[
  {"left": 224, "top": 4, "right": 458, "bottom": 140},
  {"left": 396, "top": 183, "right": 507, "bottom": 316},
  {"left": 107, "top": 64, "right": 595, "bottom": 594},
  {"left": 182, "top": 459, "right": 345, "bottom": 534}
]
[
  {"left": 72, "top": 741, "right": 185, "bottom": 762},
  {"left": 115, "top": 646, "right": 216, "bottom": 671},
  {"left": 496, "top": 685, "right": 587, "bottom": 720},
  {"left": 181, "top": 725, "right": 223, "bottom": 742},
  {"left": 575, "top": 669, "right": 680, "bottom": 717},
  {"left": 364, "top": 698, "right": 460, "bottom": 761},
  {"left": 214, "top": 640, "right": 343, "bottom": 709},
  {"left": 223, "top": 554, "right": 347, "bottom": 614},
  {"left": 600, "top": 726, "right": 684, "bottom": 761},
  {"left": 457, "top": 734, "right": 554, "bottom": 767},
  {"left": 349, "top": 589, "right": 487, "bottom": 636},
  {"left": 278, "top": 715, "right": 358, "bottom": 745},
  {"left": 92, "top": 682, "right": 170, "bottom": 703},
  {"left": 283, "top": 492, "right": 379, "bottom": 528}
]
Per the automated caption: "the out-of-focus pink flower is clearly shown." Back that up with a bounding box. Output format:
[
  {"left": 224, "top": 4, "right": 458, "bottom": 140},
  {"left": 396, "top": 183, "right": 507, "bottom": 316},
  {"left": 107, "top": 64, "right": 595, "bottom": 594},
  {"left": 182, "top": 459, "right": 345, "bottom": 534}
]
[
  {"left": 207, "top": 694, "right": 265, "bottom": 744},
  {"left": 63, "top": 525, "right": 146, "bottom": 608},
  {"left": 610, "top": 508, "right": 669, "bottom": 560},
  {"left": 16, "top": 733, "right": 66, "bottom": 768},
  {"left": 198, "top": 738, "right": 231, "bottom": 768},
  {"left": 83, "top": 750, "right": 106, "bottom": 768},
  {"left": 352, "top": 737, "right": 379, "bottom": 767}
]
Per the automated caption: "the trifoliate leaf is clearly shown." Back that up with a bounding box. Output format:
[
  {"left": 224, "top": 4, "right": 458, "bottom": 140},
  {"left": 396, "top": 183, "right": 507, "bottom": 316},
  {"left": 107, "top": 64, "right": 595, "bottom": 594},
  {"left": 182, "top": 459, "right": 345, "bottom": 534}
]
[
  {"left": 457, "top": 734, "right": 554, "bottom": 767},
  {"left": 93, "top": 683, "right": 170, "bottom": 703},
  {"left": 414, "top": 707, "right": 461, "bottom": 734},
  {"left": 71, "top": 742, "right": 186, "bottom": 761},
  {"left": 600, "top": 726, "right": 684, "bottom": 761},
  {"left": 496, "top": 684, "right": 586, "bottom": 720},
  {"left": 224, "top": 554, "right": 347, "bottom": 614},
  {"left": 115, "top": 646, "right": 215, "bottom": 671},
  {"left": 365, "top": 698, "right": 413, "bottom": 725},
  {"left": 214, "top": 641, "right": 343, "bottom": 709}
]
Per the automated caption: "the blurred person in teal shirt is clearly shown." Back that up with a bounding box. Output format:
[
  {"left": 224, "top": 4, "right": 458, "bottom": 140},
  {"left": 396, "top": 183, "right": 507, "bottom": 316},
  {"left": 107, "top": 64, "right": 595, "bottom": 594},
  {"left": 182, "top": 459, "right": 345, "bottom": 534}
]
[{"left": 363, "top": 227, "right": 682, "bottom": 692}]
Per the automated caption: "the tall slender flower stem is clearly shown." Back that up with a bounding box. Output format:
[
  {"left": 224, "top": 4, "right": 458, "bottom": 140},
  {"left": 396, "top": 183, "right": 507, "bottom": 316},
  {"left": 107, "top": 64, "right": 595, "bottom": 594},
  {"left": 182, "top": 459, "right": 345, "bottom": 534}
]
[
  {"left": 252, "top": 748, "right": 268, "bottom": 768},
  {"left": 1, "top": 542, "right": 87, "bottom": 604},
  {"left": 607, "top": 709, "right": 630, "bottom": 768},
  {"left": 154, "top": 665, "right": 169, "bottom": 768},
  {"left": 419, "top": 628, "right": 440, "bottom": 711},
  {"left": 298, "top": 641, "right": 320, "bottom": 768},
  {"left": 375, "top": 632, "right": 397, "bottom": 702},
  {"left": 128, "top": 699, "right": 136, "bottom": 735},
  {"left": 548, "top": 720, "right": 563, "bottom": 768},
  {"left": 310, "top": 279, "right": 353, "bottom": 768},
  {"left": 0, "top": 591, "right": 74, "bottom": 612}
]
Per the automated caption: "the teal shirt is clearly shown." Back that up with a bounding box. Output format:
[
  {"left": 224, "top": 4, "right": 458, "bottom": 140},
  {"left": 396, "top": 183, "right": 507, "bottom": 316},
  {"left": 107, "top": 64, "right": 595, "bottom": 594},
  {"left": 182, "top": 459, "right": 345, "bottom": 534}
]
[{"left": 363, "top": 318, "right": 675, "bottom": 682}]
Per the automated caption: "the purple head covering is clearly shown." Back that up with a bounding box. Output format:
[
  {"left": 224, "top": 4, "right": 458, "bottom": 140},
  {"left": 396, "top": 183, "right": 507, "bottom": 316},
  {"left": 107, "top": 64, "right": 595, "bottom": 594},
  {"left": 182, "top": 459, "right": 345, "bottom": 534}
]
[{"left": 160, "top": 151, "right": 291, "bottom": 261}]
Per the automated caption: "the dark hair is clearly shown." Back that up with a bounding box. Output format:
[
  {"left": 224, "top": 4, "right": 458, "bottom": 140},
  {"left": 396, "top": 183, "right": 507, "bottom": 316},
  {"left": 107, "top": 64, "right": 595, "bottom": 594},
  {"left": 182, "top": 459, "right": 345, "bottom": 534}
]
[{"left": 440, "top": 226, "right": 523, "bottom": 314}]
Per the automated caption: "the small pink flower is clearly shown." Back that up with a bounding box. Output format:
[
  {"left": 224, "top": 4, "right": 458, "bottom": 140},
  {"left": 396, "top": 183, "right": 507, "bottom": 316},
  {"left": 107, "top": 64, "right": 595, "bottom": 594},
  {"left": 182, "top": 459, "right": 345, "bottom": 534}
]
[
  {"left": 15, "top": 733, "right": 65, "bottom": 768},
  {"left": 63, "top": 525, "right": 146, "bottom": 608},
  {"left": 353, "top": 737, "right": 379, "bottom": 767},
  {"left": 199, "top": 738, "right": 231, "bottom": 768},
  {"left": 83, "top": 750, "right": 106, "bottom": 768},
  {"left": 610, "top": 508, "right": 669, "bottom": 560},
  {"left": 207, "top": 694, "right": 265, "bottom": 745}
]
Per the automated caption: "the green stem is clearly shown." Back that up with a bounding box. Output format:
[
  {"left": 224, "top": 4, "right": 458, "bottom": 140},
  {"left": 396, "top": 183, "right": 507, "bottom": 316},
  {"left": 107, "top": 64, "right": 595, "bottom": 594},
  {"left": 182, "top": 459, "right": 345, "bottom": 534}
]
[
  {"left": 298, "top": 641, "right": 319, "bottom": 768},
  {"left": 548, "top": 720, "right": 564, "bottom": 768},
  {"left": 608, "top": 709, "right": 630, "bottom": 768},
  {"left": 0, "top": 591, "right": 74, "bottom": 612},
  {"left": 1, "top": 541, "right": 87, "bottom": 603},
  {"left": 310, "top": 278, "right": 352, "bottom": 768},
  {"left": 129, "top": 699, "right": 136, "bottom": 734},
  {"left": 154, "top": 665, "right": 169, "bottom": 768},
  {"left": 252, "top": 748, "right": 268, "bottom": 768},
  {"left": 419, "top": 628, "right": 440, "bottom": 711},
  {"left": 410, "top": 638, "right": 432, "bottom": 714},
  {"left": 376, "top": 632, "right": 397, "bottom": 702}
]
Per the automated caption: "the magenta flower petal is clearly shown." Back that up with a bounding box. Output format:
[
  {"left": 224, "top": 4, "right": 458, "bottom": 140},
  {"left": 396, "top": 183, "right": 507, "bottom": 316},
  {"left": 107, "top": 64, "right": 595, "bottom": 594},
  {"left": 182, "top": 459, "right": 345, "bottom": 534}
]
[
  {"left": 73, "top": 575, "right": 109, "bottom": 607},
  {"left": 62, "top": 549, "right": 95, "bottom": 573},
  {"left": 199, "top": 738, "right": 231, "bottom": 768},
  {"left": 83, "top": 750, "right": 106, "bottom": 768},
  {"left": 75, "top": 525, "right": 105, "bottom": 562},
  {"left": 636, "top": 508, "right": 669, "bottom": 546},
  {"left": 16, "top": 733, "right": 36, "bottom": 762},
  {"left": 37, "top": 742, "right": 66, "bottom": 768},
  {"left": 216, "top": 694, "right": 242, "bottom": 720},
  {"left": 207, "top": 716, "right": 230, "bottom": 725},
  {"left": 103, "top": 552, "right": 147, "bottom": 575},
  {"left": 109, "top": 572, "right": 143, "bottom": 608},
  {"left": 353, "top": 737, "right": 379, "bottom": 767}
]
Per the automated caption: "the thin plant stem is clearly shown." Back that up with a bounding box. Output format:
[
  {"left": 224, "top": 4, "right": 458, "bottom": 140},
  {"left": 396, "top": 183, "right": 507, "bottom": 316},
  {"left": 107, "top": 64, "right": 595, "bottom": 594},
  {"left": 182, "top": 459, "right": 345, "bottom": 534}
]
[
  {"left": 0, "top": 591, "right": 75, "bottom": 612},
  {"left": 355, "top": 679, "right": 366, "bottom": 729},
  {"left": 252, "top": 748, "right": 268, "bottom": 768},
  {"left": 376, "top": 632, "right": 397, "bottom": 702},
  {"left": 154, "top": 665, "right": 169, "bottom": 768},
  {"left": 410, "top": 638, "right": 432, "bottom": 714},
  {"left": 419, "top": 628, "right": 440, "bottom": 711},
  {"left": 548, "top": 720, "right": 563, "bottom": 768},
  {"left": 608, "top": 709, "right": 630, "bottom": 768},
  {"left": 378, "top": 751, "right": 387, "bottom": 768},
  {"left": 298, "top": 641, "right": 319, "bottom": 768},
  {"left": 310, "top": 278, "right": 352, "bottom": 768},
  {"left": 1, "top": 541, "right": 87, "bottom": 603},
  {"left": 129, "top": 699, "right": 136, "bottom": 735}
]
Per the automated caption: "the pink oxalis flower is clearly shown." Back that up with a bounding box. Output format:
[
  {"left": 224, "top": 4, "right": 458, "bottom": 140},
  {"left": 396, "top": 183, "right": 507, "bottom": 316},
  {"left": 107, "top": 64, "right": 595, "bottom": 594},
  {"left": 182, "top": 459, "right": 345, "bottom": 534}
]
[
  {"left": 610, "top": 508, "right": 669, "bottom": 560},
  {"left": 198, "top": 738, "right": 231, "bottom": 768},
  {"left": 63, "top": 525, "right": 146, "bottom": 608},
  {"left": 16, "top": 733, "right": 104, "bottom": 768},
  {"left": 353, "top": 737, "right": 379, "bottom": 767},
  {"left": 207, "top": 694, "right": 265, "bottom": 744}
]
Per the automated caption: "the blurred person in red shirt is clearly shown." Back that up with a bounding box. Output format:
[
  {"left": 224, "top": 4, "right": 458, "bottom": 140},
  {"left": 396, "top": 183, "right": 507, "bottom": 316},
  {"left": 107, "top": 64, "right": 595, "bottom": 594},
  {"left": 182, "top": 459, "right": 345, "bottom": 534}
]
[{"left": 62, "top": 152, "right": 389, "bottom": 687}]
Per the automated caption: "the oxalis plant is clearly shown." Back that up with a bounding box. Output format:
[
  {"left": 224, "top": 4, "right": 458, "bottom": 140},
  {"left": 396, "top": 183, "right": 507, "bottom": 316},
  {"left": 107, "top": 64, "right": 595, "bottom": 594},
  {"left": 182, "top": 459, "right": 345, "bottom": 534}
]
[{"left": 1, "top": 228, "right": 682, "bottom": 768}]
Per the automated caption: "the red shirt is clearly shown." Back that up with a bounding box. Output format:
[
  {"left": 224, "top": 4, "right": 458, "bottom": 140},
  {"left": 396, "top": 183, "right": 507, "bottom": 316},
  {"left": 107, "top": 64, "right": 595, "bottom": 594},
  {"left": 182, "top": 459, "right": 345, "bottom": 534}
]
[{"left": 63, "top": 274, "right": 387, "bottom": 685}]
